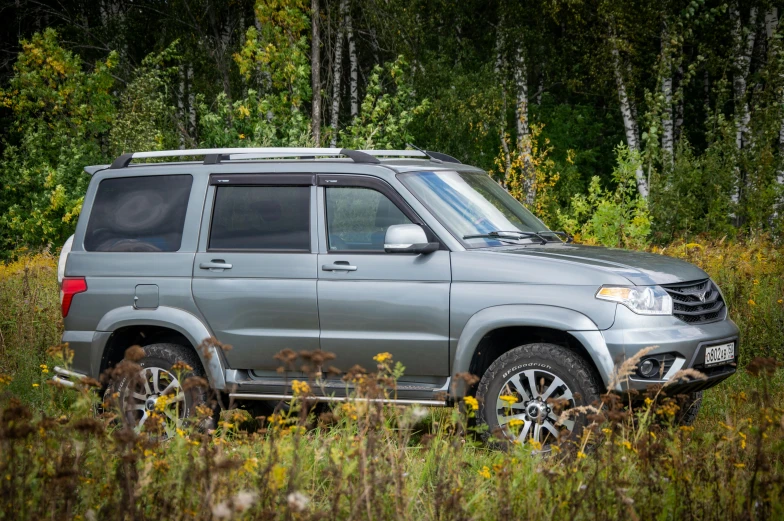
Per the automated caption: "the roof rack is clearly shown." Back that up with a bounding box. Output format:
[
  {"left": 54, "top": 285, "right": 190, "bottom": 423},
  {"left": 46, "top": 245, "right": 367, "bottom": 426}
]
[{"left": 109, "top": 147, "right": 461, "bottom": 169}]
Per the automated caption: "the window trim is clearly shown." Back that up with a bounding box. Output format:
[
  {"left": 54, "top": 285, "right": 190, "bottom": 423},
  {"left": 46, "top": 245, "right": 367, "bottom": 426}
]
[
  {"left": 83, "top": 173, "right": 193, "bottom": 253},
  {"left": 318, "top": 174, "right": 443, "bottom": 254},
  {"left": 207, "top": 182, "right": 313, "bottom": 254}
]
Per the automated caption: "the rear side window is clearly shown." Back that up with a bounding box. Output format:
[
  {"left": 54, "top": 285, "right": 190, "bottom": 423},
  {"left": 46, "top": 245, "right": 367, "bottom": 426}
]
[
  {"left": 84, "top": 175, "right": 193, "bottom": 252},
  {"left": 209, "top": 186, "right": 310, "bottom": 251}
]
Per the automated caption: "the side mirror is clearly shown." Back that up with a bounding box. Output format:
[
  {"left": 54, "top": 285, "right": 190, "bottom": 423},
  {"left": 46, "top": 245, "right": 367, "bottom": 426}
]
[{"left": 384, "top": 224, "right": 440, "bottom": 254}]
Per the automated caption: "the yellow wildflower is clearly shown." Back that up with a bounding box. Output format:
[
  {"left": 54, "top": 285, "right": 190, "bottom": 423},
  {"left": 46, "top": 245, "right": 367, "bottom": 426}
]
[
  {"left": 463, "top": 396, "right": 479, "bottom": 411},
  {"left": 239, "top": 133, "right": 246, "bottom": 139},
  {"left": 508, "top": 419, "right": 524, "bottom": 427},
  {"left": 373, "top": 352, "right": 392, "bottom": 363},
  {"left": 644, "top": 397, "right": 653, "bottom": 406},
  {"left": 32, "top": 383, "right": 39, "bottom": 388},
  {"left": 734, "top": 463, "right": 746, "bottom": 469},
  {"left": 748, "top": 299, "right": 756, "bottom": 306},
  {"left": 577, "top": 451, "right": 587, "bottom": 459},
  {"left": 291, "top": 380, "right": 311, "bottom": 396},
  {"left": 528, "top": 438, "right": 543, "bottom": 451},
  {"left": 777, "top": 299, "right": 783, "bottom": 304},
  {"left": 477, "top": 466, "right": 492, "bottom": 479},
  {"left": 499, "top": 395, "right": 517, "bottom": 405}
]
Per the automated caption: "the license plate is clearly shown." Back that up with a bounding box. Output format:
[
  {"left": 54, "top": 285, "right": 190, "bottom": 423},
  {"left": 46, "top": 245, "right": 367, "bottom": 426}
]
[{"left": 704, "top": 342, "right": 735, "bottom": 367}]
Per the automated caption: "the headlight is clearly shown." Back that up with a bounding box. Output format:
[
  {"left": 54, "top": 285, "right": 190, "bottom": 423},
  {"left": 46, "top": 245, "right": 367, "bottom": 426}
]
[{"left": 596, "top": 285, "right": 673, "bottom": 315}]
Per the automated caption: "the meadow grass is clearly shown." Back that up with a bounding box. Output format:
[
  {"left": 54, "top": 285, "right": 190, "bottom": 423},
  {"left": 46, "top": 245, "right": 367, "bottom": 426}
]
[{"left": 1, "top": 239, "right": 783, "bottom": 520}]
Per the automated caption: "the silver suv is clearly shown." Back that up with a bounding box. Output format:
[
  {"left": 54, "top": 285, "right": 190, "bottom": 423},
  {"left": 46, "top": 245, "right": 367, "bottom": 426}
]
[{"left": 56, "top": 147, "right": 739, "bottom": 445}]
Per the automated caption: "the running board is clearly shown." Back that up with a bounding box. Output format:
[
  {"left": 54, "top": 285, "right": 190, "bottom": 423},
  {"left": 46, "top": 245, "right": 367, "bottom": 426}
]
[{"left": 229, "top": 393, "right": 448, "bottom": 407}]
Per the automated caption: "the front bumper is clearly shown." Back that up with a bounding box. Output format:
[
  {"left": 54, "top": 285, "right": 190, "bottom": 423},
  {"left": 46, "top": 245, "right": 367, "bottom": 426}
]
[{"left": 598, "top": 305, "right": 739, "bottom": 392}]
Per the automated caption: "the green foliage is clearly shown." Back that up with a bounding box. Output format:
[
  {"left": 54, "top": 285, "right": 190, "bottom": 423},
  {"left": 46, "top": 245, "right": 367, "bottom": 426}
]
[
  {"left": 559, "top": 145, "right": 651, "bottom": 248},
  {"left": 110, "top": 42, "right": 181, "bottom": 154},
  {"left": 339, "top": 57, "right": 430, "bottom": 150},
  {"left": 0, "top": 29, "right": 116, "bottom": 254}
]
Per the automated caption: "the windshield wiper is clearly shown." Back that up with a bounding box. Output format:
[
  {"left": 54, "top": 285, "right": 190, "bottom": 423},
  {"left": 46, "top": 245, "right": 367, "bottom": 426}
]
[
  {"left": 536, "top": 230, "right": 574, "bottom": 243},
  {"left": 463, "top": 230, "right": 548, "bottom": 245}
]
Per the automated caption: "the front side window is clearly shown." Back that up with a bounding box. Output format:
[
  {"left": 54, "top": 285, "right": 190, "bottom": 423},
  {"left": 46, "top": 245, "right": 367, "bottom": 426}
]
[
  {"left": 84, "top": 174, "right": 193, "bottom": 252},
  {"left": 398, "top": 170, "right": 552, "bottom": 248},
  {"left": 210, "top": 186, "right": 310, "bottom": 251},
  {"left": 325, "top": 187, "right": 412, "bottom": 251}
]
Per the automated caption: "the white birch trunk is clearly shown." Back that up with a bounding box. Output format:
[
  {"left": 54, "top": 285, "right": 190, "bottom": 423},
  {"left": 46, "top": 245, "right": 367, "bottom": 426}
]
[
  {"left": 513, "top": 44, "right": 534, "bottom": 204},
  {"left": 730, "top": 5, "right": 759, "bottom": 207},
  {"left": 495, "top": 27, "right": 511, "bottom": 182},
  {"left": 188, "top": 65, "right": 196, "bottom": 143},
  {"left": 311, "top": 0, "right": 322, "bottom": 145},
  {"left": 329, "top": 0, "right": 347, "bottom": 148},
  {"left": 346, "top": 2, "right": 358, "bottom": 118},
  {"left": 178, "top": 66, "right": 185, "bottom": 150},
  {"left": 609, "top": 28, "right": 649, "bottom": 198},
  {"left": 675, "top": 64, "right": 684, "bottom": 144},
  {"left": 661, "top": 22, "right": 674, "bottom": 168}
]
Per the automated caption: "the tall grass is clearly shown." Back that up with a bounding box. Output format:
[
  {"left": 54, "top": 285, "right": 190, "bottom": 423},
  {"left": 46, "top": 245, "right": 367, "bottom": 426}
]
[{"left": 1, "top": 239, "right": 784, "bottom": 520}]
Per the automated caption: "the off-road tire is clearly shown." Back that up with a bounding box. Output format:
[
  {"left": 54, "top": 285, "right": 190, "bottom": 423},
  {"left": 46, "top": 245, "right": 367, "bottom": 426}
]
[
  {"left": 476, "top": 343, "right": 601, "bottom": 448},
  {"left": 110, "top": 343, "right": 208, "bottom": 431}
]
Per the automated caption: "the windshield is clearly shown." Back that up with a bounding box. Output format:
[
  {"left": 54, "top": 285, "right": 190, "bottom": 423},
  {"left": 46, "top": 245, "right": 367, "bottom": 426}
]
[{"left": 398, "top": 170, "right": 555, "bottom": 248}]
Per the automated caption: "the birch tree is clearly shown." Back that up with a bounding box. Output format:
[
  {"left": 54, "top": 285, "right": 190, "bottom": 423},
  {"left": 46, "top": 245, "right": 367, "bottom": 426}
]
[
  {"left": 346, "top": 0, "right": 359, "bottom": 118},
  {"left": 513, "top": 44, "right": 535, "bottom": 204},
  {"left": 730, "top": 3, "right": 759, "bottom": 207},
  {"left": 661, "top": 20, "right": 674, "bottom": 168},
  {"left": 311, "top": 0, "right": 322, "bottom": 145},
  {"left": 608, "top": 24, "right": 649, "bottom": 198},
  {"left": 329, "top": 0, "right": 347, "bottom": 147},
  {"left": 494, "top": 25, "right": 512, "bottom": 182}
]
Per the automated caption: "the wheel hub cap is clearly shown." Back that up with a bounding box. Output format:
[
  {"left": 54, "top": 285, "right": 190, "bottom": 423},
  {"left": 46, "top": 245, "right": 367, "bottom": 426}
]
[
  {"left": 122, "top": 367, "right": 186, "bottom": 436},
  {"left": 495, "top": 368, "right": 577, "bottom": 449}
]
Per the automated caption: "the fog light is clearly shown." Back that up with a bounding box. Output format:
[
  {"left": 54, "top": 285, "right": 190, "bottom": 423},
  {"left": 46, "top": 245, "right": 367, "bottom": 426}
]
[{"left": 638, "top": 358, "right": 660, "bottom": 378}]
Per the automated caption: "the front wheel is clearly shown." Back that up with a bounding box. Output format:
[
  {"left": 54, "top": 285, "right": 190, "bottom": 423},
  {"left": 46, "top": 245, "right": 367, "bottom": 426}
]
[{"left": 476, "top": 343, "right": 601, "bottom": 450}]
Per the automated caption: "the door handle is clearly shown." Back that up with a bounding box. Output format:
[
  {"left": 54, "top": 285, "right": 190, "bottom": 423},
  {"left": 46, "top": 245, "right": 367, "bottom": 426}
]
[
  {"left": 200, "top": 260, "right": 233, "bottom": 270},
  {"left": 322, "top": 262, "right": 357, "bottom": 272}
]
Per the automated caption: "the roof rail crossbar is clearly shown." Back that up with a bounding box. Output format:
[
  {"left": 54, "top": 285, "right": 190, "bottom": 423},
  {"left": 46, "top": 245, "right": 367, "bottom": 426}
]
[{"left": 109, "top": 147, "right": 383, "bottom": 168}]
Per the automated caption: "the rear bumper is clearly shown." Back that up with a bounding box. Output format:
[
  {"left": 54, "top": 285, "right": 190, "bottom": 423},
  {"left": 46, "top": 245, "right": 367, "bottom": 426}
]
[
  {"left": 61, "top": 330, "right": 112, "bottom": 380},
  {"left": 594, "top": 306, "right": 740, "bottom": 392}
]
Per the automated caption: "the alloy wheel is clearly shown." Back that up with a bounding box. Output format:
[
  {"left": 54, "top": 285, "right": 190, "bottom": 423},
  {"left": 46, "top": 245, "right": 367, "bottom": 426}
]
[{"left": 495, "top": 368, "right": 576, "bottom": 449}]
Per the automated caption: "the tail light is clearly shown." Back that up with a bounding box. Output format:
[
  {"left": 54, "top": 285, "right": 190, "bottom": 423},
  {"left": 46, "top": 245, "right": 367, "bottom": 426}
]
[{"left": 61, "top": 277, "right": 87, "bottom": 317}]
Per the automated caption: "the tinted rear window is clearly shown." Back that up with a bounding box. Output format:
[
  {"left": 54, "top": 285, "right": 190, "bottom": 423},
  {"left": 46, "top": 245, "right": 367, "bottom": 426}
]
[
  {"left": 209, "top": 186, "right": 310, "bottom": 251},
  {"left": 84, "top": 175, "right": 193, "bottom": 252}
]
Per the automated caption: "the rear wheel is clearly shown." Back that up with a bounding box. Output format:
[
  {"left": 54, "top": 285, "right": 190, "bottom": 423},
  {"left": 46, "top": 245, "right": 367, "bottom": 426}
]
[
  {"left": 110, "top": 343, "right": 207, "bottom": 438},
  {"left": 476, "top": 343, "right": 601, "bottom": 451}
]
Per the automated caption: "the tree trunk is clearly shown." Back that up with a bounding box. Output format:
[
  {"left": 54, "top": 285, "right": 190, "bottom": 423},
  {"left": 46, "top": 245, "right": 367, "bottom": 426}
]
[
  {"left": 329, "top": 0, "right": 347, "bottom": 148},
  {"left": 731, "top": 4, "right": 758, "bottom": 151},
  {"left": 178, "top": 65, "right": 185, "bottom": 149},
  {"left": 661, "top": 21, "right": 674, "bottom": 168},
  {"left": 346, "top": 1, "right": 358, "bottom": 118},
  {"left": 609, "top": 26, "right": 649, "bottom": 198},
  {"left": 675, "top": 64, "right": 684, "bottom": 144},
  {"left": 730, "top": 4, "right": 758, "bottom": 207},
  {"left": 495, "top": 26, "right": 511, "bottom": 182},
  {"left": 188, "top": 64, "right": 196, "bottom": 144},
  {"left": 513, "top": 44, "right": 534, "bottom": 204},
  {"left": 311, "top": 0, "right": 322, "bottom": 145}
]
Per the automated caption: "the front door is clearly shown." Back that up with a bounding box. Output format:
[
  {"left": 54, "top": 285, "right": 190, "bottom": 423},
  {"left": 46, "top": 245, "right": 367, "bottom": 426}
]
[
  {"left": 192, "top": 174, "right": 319, "bottom": 371},
  {"left": 316, "top": 175, "right": 451, "bottom": 376}
]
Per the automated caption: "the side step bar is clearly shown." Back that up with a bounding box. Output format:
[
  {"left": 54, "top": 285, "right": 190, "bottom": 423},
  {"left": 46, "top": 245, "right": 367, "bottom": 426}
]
[
  {"left": 52, "top": 366, "right": 89, "bottom": 387},
  {"left": 229, "top": 393, "right": 448, "bottom": 407}
]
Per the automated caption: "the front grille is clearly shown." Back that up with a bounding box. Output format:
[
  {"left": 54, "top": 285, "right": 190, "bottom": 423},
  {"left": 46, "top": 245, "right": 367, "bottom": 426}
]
[{"left": 663, "top": 279, "right": 726, "bottom": 324}]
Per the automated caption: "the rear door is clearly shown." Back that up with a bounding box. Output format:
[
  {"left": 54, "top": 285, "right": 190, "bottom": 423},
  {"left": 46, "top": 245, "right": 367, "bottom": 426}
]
[
  {"left": 192, "top": 174, "right": 319, "bottom": 371},
  {"left": 316, "top": 174, "right": 451, "bottom": 376}
]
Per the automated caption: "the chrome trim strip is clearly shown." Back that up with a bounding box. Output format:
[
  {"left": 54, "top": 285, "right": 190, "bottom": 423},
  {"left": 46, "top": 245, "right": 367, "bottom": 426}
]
[{"left": 663, "top": 358, "right": 686, "bottom": 381}]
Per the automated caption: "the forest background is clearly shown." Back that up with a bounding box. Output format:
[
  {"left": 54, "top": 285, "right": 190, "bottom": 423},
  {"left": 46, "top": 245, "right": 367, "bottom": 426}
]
[{"left": 0, "top": 0, "right": 783, "bottom": 256}]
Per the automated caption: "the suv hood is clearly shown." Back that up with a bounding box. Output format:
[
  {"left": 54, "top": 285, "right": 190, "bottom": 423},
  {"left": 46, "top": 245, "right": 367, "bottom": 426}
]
[{"left": 494, "top": 244, "right": 708, "bottom": 285}]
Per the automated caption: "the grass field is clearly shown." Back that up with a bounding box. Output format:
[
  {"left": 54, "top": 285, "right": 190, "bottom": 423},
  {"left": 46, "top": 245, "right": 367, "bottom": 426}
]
[{"left": 1, "top": 239, "right": 784, "bottom": 520}]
